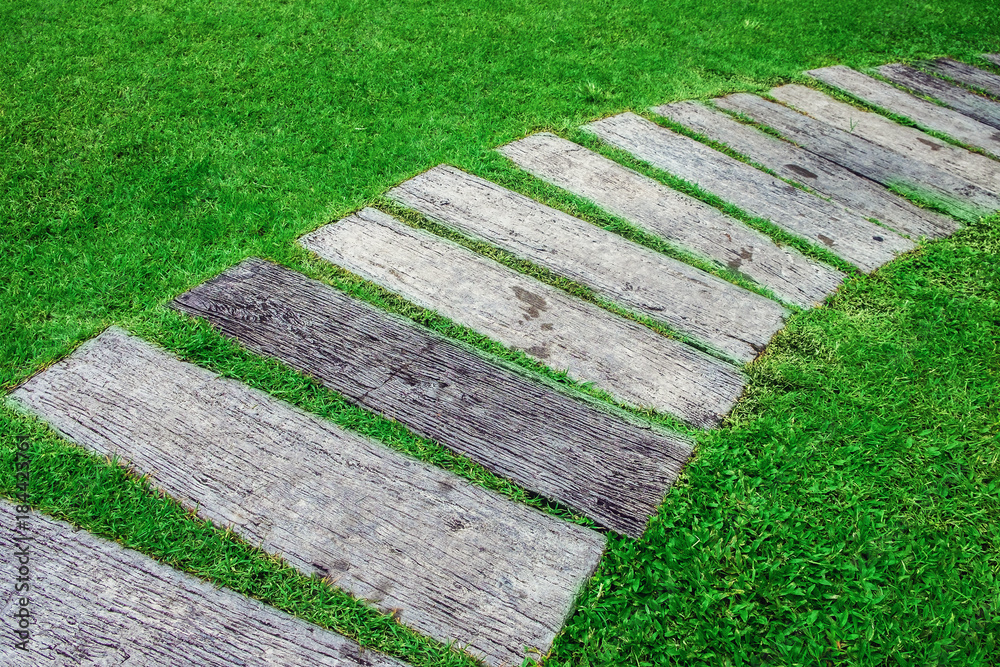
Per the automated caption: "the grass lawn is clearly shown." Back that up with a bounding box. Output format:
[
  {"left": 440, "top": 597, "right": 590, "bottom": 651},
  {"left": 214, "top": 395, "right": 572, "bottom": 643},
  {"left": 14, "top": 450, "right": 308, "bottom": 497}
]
[{"left": 3, "top": 0, "right": 1000, "bottom": 664}]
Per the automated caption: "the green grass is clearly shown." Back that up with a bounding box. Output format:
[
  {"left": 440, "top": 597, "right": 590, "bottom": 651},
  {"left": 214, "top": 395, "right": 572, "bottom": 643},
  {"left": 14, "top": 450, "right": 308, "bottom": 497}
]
[{"left": 3, "top": 0, "right": 1000, "bottom": 664}]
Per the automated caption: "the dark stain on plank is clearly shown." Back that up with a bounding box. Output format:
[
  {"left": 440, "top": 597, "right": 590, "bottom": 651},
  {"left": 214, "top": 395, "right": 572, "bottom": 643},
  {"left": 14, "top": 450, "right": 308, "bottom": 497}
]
[{"left": 785, "top": 163, "right": 819, "bottom": 180}]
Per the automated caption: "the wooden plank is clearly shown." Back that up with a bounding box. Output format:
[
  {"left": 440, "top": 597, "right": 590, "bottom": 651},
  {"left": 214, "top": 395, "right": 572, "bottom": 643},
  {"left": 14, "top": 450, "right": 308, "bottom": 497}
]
[
  {"left": 174, "top": 258, "right": 693, "bottom": 539},
  {"left": 877, "top": 63, "right": 1000, "bottom": 130},
  {"left": 0, "top": 500, "right": 405, "bottom": 667},
  {"left": 301, "top": 208, "right": 744, "bottom": 427},
  {"left": 584, "top": 112, "right": 915, "bottom": 272},
  {"left": 494, "top": 134, "right": 844, "bottom": 309},
  {"left": 653, "top": 100, "right": 957, "bottom": 240},
  {"left": 806, "top": 66, "right": 1000, "bottom": 155},
  {"left": 925, "top": 57, "right": 1000, "bottom": 97},
  {"left": 8, "top": 328, "right": 607, "bottom": 667},
  {"left": 715, "top": 92, "right": 1000, "bottom": 220},
  {"left": 769, "top": 84, "right": 1000, "bottom": 197},
  {"left": 389, "top": 162, "right": 789, "bottom": 360}
]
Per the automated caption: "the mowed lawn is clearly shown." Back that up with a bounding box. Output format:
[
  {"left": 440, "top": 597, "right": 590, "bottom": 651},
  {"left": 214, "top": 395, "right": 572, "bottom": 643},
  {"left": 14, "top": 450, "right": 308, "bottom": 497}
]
[{"left": 3, "top": 0, "right": 1000, "bottom": 665}]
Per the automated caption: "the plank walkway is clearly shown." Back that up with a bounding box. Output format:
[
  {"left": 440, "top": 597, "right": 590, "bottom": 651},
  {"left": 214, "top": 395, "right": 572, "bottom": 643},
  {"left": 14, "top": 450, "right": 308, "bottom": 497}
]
[
  {"left": 768, "top": 84, "right": 1000, "bottom": 197},
  {"left": 653, "top": 100, "right": 957, "bottom": 240},
  {"left": 9, "top": 328, "right": 606, "bottom": 667},
  {"left": 585, "top": 112, "right": 915, "bottom": 272},
  {"left": 301, "top": 207, "right": 745, "bottom": 427},
  {"left": 388, "top": 162, "right": 790, "bottom": 361},
  {"left": 806, "top": 66, "right": 1000, "bottom": 155},
  {"left": 877, "top": 63, "right": 1000, "bottom": 130},
  {"left": 925, "top": 57, "right": 1000, "bottom": 98},
  {"left": 715, "top": 92, "right": 1000, "bottom": 220},
  {"left": 494, "top": 133, "right": 844, "bottom": 309},
  {"left": 0, "top": 500, "right": 404, "bottom": 667},
  {"left": 174, "top": 258, "right": 692, "bottom": 538}
]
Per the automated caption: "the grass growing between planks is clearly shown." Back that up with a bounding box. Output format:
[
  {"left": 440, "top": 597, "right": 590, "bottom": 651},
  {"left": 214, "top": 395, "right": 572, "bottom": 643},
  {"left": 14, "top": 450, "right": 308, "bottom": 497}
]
[{"left": 3, "top": 0, "right": 1000, "bottom": 664}]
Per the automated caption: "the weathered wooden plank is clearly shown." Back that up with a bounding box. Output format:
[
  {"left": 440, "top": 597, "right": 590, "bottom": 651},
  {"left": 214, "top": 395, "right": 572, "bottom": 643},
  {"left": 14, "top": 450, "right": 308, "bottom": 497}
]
[
  {"left": 584, "top": 112, "right": 914, "bottom": 272},
  {"left": 389, "top": 163, "right": 789, "bottom": 360},
  {"left": 653, "top": 100, "right": 956, "bottom": 240},
  {"left": 877, "top": 63, "right": 1000, "bottom": 130},
  {"left": 493, "top": 134, "right": 844, "bottom": 309},
  {"left": 806, "top": 66, "right": 1000, "bottom": 155},
  {"left": 769, "top": 84, "right": 1000, "bottom": 197},
  {"left": 301, "top": 208, "right": 744, "bottom": 427},
  {"left": 174, "top": 258, "right": 692, "bottom": 538},
  {"left": 715, "top": 92, "right": 1000, "bottom": 220},
  {"left": 925, "top": 57, "right": 1000, "bottom": 97},
  {"left": 0, "top": 500, "right": 405, "bottom": 667},
  {"left": 8, "top": 328, "right": 607, "bottom": 667}
]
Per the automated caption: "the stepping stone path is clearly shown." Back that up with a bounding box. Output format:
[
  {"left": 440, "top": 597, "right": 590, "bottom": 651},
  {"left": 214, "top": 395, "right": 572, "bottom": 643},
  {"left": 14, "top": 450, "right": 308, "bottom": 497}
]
[
  {"left": 0, "top": 500, "right": 404, "bottom": 667},
  {"left": 9, "top": 54, "right": 999, "bottom": 667}
]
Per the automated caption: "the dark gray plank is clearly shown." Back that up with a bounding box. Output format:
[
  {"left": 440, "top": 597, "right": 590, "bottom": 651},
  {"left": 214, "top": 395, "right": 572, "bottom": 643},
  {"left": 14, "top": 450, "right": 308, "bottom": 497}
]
[
  {"left": 0, "top": 500, "right": 404, "bottom": 667},
  {"left": 174, "top": 258, "right": 692, "bottom": 538},
  {"left": 494, "top": 134, "right": 844, "bottom": 309},
  {"left": 715, "top": 92, "right": 1000, "bottom": 220},
  {"left": 388, "top": 162, "right": 789, "bottom": 361},
  {"left": 301, "top": 208, "right": 744, "bottom": 427},
  {"left": 877, "top": 63, "right": 1000, "bottom": 130},
  {"left": 770, "top": 84, "right": 1000, "bottom": 197},
  {"left": 653, "top": 100, "right": 956, "bottom": 239},
  {"left": 807, "top": 66, "right": 1000, "bottom": 155},
  {"left": 584, "top": 112, "right": 915, "bottom": 272},
  {"left": 925, "top": 57, "right": 1000, "bottom": 97},
  {"left": 8, "top": 328, "right": 607, "bottom": 667}
]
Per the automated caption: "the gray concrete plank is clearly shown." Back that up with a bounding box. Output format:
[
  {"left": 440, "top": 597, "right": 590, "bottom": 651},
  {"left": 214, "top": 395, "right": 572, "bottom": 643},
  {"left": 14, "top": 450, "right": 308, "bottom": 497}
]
[
  {"left": 301, "top": 208, "right": 745, "bottom": 427},
  {"left": 8, "top": 328, "right": 607, "bottom": 667},
  {"left": 584, "top": 112, "right": 915, "bottom": 272},
  {"left": 389, "top": 162, "right": 790, "bottom": 361},
  {"left": 653, "top": 100, "right": 956, "bottom": 239},
  {"left": 0, "top": 500, "right": 405, "bottom": 667},
  {"left": 494, "top": 133, "right": 844, "bottom": 309}
]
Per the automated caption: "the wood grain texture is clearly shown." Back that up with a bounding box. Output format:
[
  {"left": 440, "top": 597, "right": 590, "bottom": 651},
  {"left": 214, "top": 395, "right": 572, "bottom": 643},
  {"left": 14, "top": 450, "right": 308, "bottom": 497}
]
[
  {"left": 925, "top": 57, "right": 1000, "bottom": 97},
  {"left": 8, "top": 328, "right": 607, "bottom": 667},
  {"left": 806, "top": 66, "right": 1000, "bottom": 155},
  {"left": 715, "top": 92, "right": 1000, "bottom": 220},
  {"left": 653, "top": 100, "right": 956, "bottom": 240},
  {"left": 769, "top": 84, "right": 1000, "bottom": 197},
  {"left": 388, "top": 162, "right": 789, "bottom": 361},
  {"left": 494, "top": 134, "right": 843, "bottom": 309},
  {"left": 877, "top": 63, "right": 1000, "bottom": 130},
  {"left": 0, "top": 500, "right": 405, "bottom": 667},
  {"left": 300, "top": 208, "right": 744, "bottom": 427},
  {"left": 174, "top": 258, "right": 693, "bottom": 538},
  {"left": 584, "top": 112, "right": 914, "bottom": 272}
]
